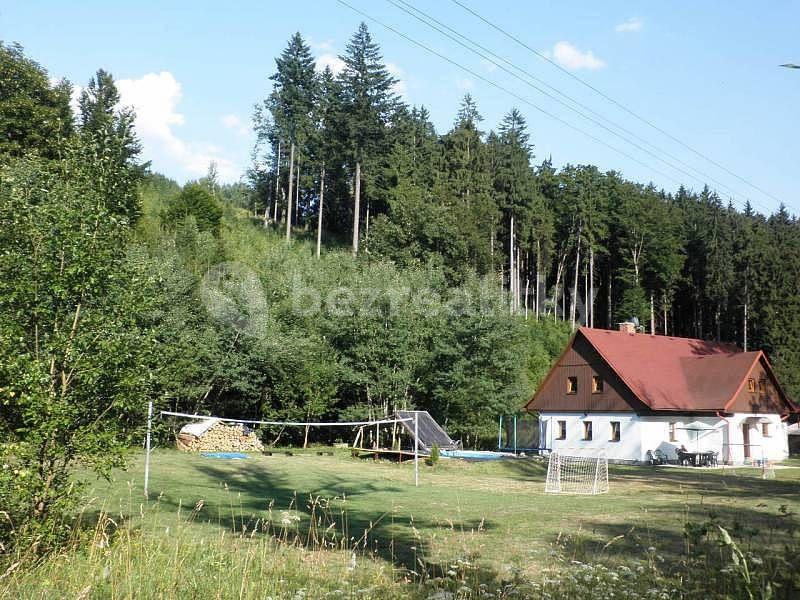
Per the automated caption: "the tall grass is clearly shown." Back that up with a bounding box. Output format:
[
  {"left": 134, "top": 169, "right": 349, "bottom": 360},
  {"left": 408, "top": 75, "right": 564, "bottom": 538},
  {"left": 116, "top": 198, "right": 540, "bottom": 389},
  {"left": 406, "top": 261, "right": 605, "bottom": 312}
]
[{"left": 4, "top": 465, "right": 800, "bottom": 599}]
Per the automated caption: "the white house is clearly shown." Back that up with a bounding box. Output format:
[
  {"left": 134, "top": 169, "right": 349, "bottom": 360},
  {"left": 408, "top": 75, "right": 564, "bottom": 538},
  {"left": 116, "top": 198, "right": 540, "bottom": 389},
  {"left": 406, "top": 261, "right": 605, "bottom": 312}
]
[{"left": 525, "top": 325, "right": 796, "bottom": 465}]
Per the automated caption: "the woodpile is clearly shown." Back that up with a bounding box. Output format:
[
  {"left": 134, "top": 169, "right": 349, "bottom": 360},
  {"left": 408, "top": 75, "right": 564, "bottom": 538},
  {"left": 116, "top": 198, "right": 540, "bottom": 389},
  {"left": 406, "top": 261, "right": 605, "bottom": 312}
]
[{"left": 177, "top": 420, "right": 264, "bottom": 453}]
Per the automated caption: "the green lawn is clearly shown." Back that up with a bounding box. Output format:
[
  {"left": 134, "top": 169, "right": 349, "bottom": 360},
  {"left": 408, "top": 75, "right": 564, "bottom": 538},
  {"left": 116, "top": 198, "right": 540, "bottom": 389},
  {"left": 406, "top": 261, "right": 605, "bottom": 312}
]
[
  {"left": 87, "top": 449, "right": 800, "bottom": 577},
  {"left": 7, "top": 450, "right": 800, "bottom": 599}
]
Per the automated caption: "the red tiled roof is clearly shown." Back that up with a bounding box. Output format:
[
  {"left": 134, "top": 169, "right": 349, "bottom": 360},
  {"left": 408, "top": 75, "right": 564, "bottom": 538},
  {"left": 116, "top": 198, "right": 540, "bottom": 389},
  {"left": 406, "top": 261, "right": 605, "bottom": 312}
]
[{"left": 579, "top": 327, "right": 761, "bottom": 412}]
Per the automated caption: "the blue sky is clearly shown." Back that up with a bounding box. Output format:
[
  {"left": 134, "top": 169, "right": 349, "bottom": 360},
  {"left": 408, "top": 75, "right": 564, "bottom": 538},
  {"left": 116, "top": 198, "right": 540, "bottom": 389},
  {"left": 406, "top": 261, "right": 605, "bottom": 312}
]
[{"left": 2, "top": 1, "right": 797, "bottom": 215}]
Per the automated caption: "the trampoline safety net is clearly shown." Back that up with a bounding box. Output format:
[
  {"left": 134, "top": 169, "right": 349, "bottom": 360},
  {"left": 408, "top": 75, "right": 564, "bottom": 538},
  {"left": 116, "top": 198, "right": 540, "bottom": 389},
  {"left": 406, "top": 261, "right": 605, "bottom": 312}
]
[{"left": 395, "top": 410, "right": 460, "bottom": 452}]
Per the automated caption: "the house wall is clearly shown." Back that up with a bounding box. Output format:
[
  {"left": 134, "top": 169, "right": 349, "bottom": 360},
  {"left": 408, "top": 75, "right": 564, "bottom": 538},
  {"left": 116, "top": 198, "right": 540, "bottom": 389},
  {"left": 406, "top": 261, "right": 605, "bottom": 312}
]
[
  {"left": 530, "top": 333, "right": 645, "bottom": 413},
  {"left": 540, "top": 412, "right": 789, "bottom": 464},
  {"left": 539, "top": 412, "right": 641, "bottom": 462}
]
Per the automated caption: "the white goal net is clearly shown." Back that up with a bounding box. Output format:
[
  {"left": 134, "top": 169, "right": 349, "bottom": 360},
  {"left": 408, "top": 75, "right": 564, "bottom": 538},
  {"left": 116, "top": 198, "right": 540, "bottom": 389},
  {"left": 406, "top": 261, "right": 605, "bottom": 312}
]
[{"left": 545, "top": 451, "right": 609, "bottom": 495}]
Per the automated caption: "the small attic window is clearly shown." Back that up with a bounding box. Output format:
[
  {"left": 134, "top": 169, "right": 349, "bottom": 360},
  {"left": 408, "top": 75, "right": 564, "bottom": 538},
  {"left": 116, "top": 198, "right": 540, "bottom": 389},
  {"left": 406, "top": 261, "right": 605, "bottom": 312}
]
[
  {"left": 592, "top": 375, "right": 603, "bottom": 393},
  {"left": 566, "top": 376, "right": 578, "bottom": 395},
  {"left": 759, "top": 379, "right": 767, "bottom": 394},
  {"left": 747, "top": 378, "right": 756, "bottom": 393}
]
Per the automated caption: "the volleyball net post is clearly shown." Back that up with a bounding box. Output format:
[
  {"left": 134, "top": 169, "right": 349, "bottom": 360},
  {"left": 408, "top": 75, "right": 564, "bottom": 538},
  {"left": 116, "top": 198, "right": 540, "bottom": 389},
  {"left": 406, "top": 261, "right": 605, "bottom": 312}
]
[{"left": 144, "top": 400, "right": 153, "bottom": 499}]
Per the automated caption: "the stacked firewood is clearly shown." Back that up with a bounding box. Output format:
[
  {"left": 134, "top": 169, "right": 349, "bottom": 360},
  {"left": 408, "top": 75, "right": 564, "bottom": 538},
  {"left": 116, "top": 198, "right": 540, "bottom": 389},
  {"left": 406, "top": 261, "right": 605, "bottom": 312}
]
[{"left": 177, "top": 422, "right": 264, "bottom": 452}]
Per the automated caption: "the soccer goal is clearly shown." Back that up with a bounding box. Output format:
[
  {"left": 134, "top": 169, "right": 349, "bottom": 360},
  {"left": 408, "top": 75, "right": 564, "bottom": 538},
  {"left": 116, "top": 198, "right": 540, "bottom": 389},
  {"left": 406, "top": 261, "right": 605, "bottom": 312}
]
[{"left": 544, "top": 451, "right": 609, "bottom": 495}]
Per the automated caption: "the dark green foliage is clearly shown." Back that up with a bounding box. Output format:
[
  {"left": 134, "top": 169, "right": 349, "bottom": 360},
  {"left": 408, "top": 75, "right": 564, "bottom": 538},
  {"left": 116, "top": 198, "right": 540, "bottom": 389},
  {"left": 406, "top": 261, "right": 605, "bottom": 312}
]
[
  {"left": 339, "top": 22, "right": 399, "bottom": 166},
  {"left": 0, "top": 42, "right": 74, "bottom": 158},
  {"left": 0, "top": 136, "right": 148, "bottom": 554},
  {"left": 163, "top": 183, "right": 224, "bottom": 236}
]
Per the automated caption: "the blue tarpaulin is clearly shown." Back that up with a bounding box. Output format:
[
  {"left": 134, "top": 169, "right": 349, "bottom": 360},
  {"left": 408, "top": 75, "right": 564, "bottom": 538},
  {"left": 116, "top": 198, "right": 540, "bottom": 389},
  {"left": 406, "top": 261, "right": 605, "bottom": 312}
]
[{"left": 201, "top": 452, "right": 248, "bottom": 460}]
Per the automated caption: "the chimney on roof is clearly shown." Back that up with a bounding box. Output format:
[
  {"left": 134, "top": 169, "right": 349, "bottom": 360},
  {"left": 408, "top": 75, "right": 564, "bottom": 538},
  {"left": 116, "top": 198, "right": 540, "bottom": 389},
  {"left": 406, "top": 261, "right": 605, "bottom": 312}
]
[{"left": 618, "top": 322, "right": 636, "bottom": 334}]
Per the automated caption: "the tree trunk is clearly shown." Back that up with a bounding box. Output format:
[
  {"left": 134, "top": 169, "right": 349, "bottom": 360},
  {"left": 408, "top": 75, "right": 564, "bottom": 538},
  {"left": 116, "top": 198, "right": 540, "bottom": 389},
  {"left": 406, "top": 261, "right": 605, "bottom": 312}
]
[
  {"left": 607, "top": 263, "right": 612, "bottom": 328},
  {"left": 552, "top": 254, "right": 565, "bottom": 322},
  {"left": 743, "top": 280, "right": 748, "bottom": 351},
  {"left": 535, "top": 239, "right": 541, "bottom": 321},
  {"left": 570, "top": 223, "right": 582, "bottom": 330},
  {"left": 285, "top": 142, "right": 295, "bottom": 241},
  {"left": 268, "top": 140, "right": 281, "bottom": 224},
  {"left": 650, "top": 294, "right": 655, "bottom": 335},
  {"left": 589, "top": 246, "right": 594, "bottom": 328},
  {"left": 316, "top": 163, "right": 325, "bottom": 259},
  {"left": 490, "top": 226, "right": 494, "bottom": 272},
  {"left": 295, "top": 158, "right": 301, "bottom": 226},
  {"left": 509, "top": 214, "right": 515, "bottom": 314},
  {"left": 352, "top": 161, "right": 361, "bottom": 255},
  {"left": 524, "top": 277, "right": 530, "bottom": 320},
  {"left": 365, "top": 201, "right": 370, "bottom": 244}
]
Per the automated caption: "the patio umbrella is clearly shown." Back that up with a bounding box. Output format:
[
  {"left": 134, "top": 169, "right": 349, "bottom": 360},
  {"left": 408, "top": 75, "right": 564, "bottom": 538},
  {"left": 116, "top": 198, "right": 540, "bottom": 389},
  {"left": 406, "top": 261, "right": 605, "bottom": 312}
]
[{"left": 679, "top": 421, "right": 717, "bottom": 452}]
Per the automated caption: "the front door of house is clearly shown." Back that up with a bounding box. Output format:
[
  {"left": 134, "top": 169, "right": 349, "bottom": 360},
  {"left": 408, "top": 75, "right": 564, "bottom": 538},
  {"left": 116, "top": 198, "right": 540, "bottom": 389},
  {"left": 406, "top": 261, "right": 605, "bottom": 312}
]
[{"left": 742, "top": 424, "right": 751, "bottom": 459}]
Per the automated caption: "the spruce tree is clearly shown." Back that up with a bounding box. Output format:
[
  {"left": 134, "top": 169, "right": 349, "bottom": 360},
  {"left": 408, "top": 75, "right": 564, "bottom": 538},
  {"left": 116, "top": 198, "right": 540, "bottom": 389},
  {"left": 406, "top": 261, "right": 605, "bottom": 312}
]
[
  {"left": 268, "top": 33, "right": 316, "bottom": 241},
  {"left": 339, "top": 22, "right": 399, "bottom": 255}
]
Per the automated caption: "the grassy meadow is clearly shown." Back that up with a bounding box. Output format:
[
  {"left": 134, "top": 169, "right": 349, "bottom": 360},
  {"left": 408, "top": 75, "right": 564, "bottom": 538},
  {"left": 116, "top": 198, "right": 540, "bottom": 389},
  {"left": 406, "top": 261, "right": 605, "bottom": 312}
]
[{"left": 5, "top": 449, "right": 800, "bottom": 598}]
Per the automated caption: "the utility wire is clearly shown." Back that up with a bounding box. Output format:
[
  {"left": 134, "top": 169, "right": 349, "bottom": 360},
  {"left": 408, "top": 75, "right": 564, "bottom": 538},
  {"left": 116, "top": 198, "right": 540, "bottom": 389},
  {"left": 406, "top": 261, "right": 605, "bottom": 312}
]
[
  {"left": 389, "top": 0, "right": 757, "bottom": 211},
  {"left": 451, "top": 0, "right": 784, "bottom": 210},
  {"left": 336, "top": 0, "right": 689, "bottom": 189}
]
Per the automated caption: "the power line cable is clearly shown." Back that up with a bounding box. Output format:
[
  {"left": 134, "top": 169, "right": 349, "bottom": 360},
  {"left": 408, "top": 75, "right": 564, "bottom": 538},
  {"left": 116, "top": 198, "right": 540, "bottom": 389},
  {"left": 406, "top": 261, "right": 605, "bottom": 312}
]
[
  {"left": 389, "top": 0, "right": 759, "bottom": 211},
  {"left": 335, "top": 0, "right": 689, "bottom": 189},
  {"left": 451, "top": 0, "right": 784, "bottom": 210}
]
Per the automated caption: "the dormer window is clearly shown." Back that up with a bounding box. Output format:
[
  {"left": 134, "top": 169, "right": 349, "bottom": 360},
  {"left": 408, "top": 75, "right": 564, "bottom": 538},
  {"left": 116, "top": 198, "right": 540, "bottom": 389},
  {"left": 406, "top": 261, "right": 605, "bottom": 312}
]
[{"left": 566, "top": 376, "right": 578, "bottom": 395}]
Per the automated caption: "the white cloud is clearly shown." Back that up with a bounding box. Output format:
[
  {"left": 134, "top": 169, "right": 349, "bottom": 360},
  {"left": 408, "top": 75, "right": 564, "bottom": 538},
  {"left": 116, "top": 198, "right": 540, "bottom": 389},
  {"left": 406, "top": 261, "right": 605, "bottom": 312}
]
[
  {"left": 308, "top": 37, "right": 334, "bottom": 52},
  {"left": 615, "top": 17, "right": 643, "bottom": 33},
  {"left": 386, "top": 62, "right": 407, "bottom": 99},
  {"left": 550, "top": 41, "right": 606, "bottom": 71},
  {"left": 479, "top": 58, "right": 498, "bottom": 73},
  {"left": 221, "top": 113, "right": 249, "bottom": 136},
  {"left": 69, "top": 84, "right": 83, "bottom": 118},
  {"left": 315, "top": 53, "right": 346, "bottom": 75},
  {"left": 116, "top": 71, "right": 241, "bottom": 182},
  {"left": 456, "top": 77, "right": 474, "bottom": 90}
]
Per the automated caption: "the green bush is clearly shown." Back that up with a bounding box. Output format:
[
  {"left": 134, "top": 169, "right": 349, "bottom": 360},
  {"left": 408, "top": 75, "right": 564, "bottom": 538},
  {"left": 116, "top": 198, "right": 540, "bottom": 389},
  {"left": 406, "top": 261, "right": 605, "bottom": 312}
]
[{"left": 426, "top": 443, "right": 440, "bottom": 466}]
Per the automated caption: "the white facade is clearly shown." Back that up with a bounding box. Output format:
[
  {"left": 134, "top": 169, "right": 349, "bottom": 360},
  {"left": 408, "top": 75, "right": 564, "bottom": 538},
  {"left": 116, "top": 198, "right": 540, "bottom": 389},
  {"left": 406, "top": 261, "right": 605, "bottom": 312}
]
[{"left": 540, "top": 412, "right": 789, "bottom": 464}]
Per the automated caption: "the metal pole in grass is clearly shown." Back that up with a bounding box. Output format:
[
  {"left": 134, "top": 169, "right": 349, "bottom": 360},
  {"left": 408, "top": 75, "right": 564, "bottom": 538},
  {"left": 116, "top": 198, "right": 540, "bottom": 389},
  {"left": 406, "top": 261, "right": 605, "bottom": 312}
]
[
  {"left": 144, "top": 400, "right": 153, "bottom": 499},
  {"left": 498, "top": 415, "right": 503, "bottom": 450},
  {"left": 414, "top": 411, "right": 419, "bottom": 487}
]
